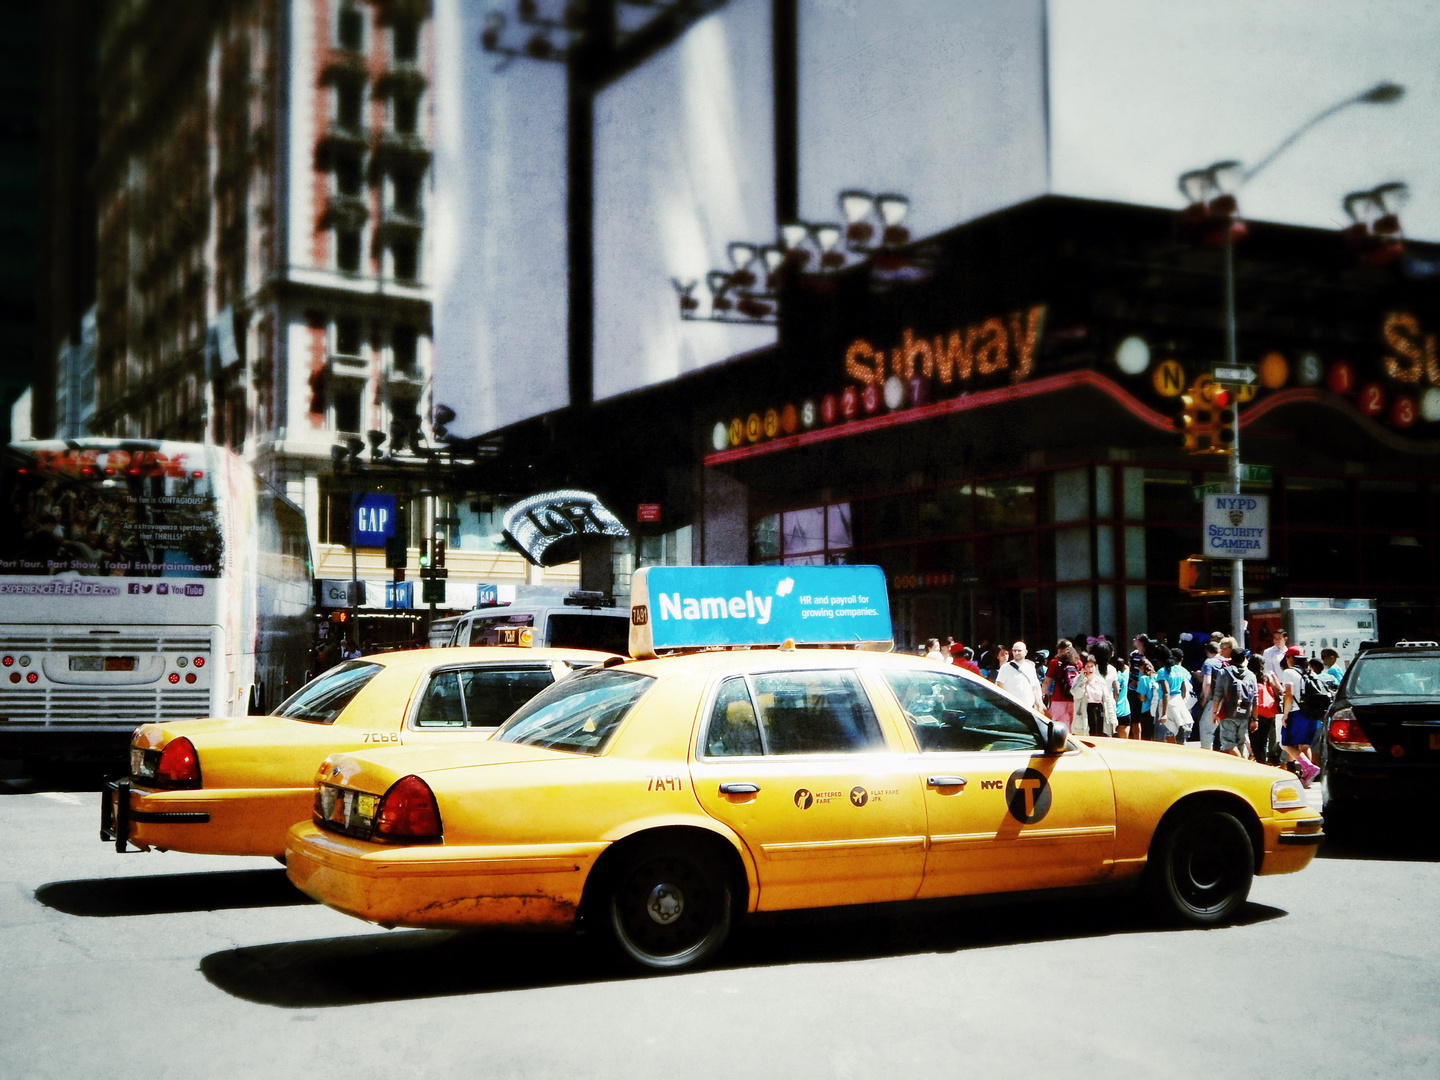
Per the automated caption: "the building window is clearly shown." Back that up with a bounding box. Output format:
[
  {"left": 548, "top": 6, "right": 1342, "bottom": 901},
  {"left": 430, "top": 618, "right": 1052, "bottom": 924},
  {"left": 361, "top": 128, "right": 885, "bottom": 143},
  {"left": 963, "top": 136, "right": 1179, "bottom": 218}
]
[
  {"left": 393, "top": 95, "right": 418, "bottom": 135},
  {"left": 393, "top": 171, "right": 420, "bottom": 214},
  {"left": 336, "top": 317, "right": 362, "bottom": 356},
  {"left": 336, "top": 82, "right": 362, "bottom": 131},
  {"left": 337, "top": 229, "right": 361, "bottom": 272},
  {"left": 393, "top": 324, "right": 417, "bottom": 370},
  {"left": 335, "top": 152, "right": 362, "bottom": 196},
  {"left": 393, "top": 21, "right": 418, "bottom": 62},
  {"left": 392, "top": 239, "right": 417, "bottom": 281},
  {"left": 338, "top": 7, "right": 363, "bottom": 50},
  {"left": 332, "top": 386, "right": 362, "bottom": 434}
]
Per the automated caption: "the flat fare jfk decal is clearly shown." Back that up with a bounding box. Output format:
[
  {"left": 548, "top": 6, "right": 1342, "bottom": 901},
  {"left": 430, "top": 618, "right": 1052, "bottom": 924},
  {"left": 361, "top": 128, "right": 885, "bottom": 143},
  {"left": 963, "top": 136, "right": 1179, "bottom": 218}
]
[{"left": 713, "top": 306, "right": 1046, "bottom": 449}]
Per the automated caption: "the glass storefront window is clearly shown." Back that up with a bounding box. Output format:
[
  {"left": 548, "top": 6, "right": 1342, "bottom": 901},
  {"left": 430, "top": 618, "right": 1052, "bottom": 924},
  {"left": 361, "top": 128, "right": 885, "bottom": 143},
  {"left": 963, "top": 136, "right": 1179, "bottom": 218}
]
[
  {"left": 1125, "top": 584, "right": 1148, "bottom": 638},
  {"left": 1122, "top": 467, "right": 1145, "bottom": 521},
  {"left": 975, "top": 478, "right": 1036, "bottom": 530},
  {"left": 1360, "top": 534, "right": 1429, "bottom": 587},
  {"left": 1095, "top": 525, "right": 1115, "bottom": 578},
  {"left": 1124, "top": 526, "right": 1146, "bottom": 579},
  {"left": 1286, "top": 532, "right": 1358, "bottom": 587},
  {"left": 857, "top": 493, "right": 913, "bottom": 546},
  {"left": 1095, "top": 466, "right": 1114, "bottom": 519},
  {"left": 827, "top": 504, "right": 852, "bottom": 550},
  {"left": 972, "top": 534, "right": 1032, "bottom": 583},
  {"left": 1056, "top": 585, "right": 1092, "bottom": 640},
  {"left": 1286, "top": 476, "right": 1348, "bottom": 530},
  {"left": 1050, "top": 467, "right": 1088, "bottom": 523},
  {"left": 782, "top": 506, "right": 825, "bottom": 556},
  {"left": 918, "top": 485, "right": 970, "bottom": 538},
  {"left": 750, "top": 513, "right": 780, "bottom": 562},
  {"left": 1358, "top": 480, "right": 1420, "bottom": 531},
  {"left": 1055, "top": 526, "right": 1090, "bottom": 582},
  {"left": 1143, "top": 469, "right": 1194, "bottom": 524}
]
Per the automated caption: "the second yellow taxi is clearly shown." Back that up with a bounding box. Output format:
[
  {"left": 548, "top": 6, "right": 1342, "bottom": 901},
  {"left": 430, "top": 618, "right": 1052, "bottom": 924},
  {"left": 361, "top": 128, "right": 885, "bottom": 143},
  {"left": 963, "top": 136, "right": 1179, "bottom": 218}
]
[
  {"left": 101, "top": 646, "right": 615, "bottom": 858},
  {"left": 286, "top": 567, "right": 1323, "bottom": 971}
]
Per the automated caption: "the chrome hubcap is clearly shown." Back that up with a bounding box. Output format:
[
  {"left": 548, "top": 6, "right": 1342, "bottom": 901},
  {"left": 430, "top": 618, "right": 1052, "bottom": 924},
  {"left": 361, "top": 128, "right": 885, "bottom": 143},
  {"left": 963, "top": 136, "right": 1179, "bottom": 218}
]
[{"left": 646, "top": 883, "right": 684, "bottom": 924}]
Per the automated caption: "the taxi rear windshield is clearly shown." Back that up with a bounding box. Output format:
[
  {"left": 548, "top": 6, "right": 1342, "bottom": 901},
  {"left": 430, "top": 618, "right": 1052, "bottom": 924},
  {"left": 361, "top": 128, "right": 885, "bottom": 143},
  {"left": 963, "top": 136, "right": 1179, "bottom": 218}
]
[
  {"left": 272, "top": 661, "right": 382, "bottom": 724},
  {"left": 1348, "top": 655, "right": 1440, "bottom": 697},
  {"left": 493, "top": 668, "right": 652, "bottom": 754}
]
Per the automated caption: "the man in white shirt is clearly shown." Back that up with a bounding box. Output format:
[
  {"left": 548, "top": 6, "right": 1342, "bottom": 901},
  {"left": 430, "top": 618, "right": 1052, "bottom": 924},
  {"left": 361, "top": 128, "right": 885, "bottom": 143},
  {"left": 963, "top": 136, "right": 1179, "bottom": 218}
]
[
  {"left": 1263, "top": 629, "right": 1290, "bottom": 683},
  {"left": 997, "top": 640, "right": 1044, "bottom": 710}
]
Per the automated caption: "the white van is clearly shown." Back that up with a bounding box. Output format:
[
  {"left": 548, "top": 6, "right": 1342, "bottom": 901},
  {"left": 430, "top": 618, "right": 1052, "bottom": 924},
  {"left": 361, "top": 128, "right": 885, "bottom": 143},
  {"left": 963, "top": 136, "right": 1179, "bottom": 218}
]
[{"left": 447, "top": 592, "right": 630, "bottom": 655}]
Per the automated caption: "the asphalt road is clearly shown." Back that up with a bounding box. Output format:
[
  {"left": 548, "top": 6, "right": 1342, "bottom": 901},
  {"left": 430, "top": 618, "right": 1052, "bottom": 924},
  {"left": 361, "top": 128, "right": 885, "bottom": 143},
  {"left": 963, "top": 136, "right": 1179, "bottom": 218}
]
[{"left": 2, "top": 779, "right": 1437, "bottom": 1080}]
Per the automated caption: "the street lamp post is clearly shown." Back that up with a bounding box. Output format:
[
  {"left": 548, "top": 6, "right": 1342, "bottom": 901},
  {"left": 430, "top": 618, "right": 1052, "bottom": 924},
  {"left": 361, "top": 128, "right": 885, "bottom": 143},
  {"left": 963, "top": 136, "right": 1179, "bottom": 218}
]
[{"left": 1180, "top": 81, "right": 1404, "bottom": 643}]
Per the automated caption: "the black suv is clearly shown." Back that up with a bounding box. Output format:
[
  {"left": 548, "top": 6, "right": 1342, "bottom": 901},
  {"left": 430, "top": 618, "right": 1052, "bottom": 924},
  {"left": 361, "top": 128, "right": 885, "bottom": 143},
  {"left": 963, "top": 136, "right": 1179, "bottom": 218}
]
[{"left": 1321, "top": 640, "right": 1440, "bottom": 834}]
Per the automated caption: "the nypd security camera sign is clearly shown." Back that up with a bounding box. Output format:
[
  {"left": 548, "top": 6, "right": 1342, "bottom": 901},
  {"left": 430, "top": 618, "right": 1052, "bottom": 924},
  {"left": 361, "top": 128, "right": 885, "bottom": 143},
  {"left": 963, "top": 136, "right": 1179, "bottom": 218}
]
[
  {"left": 628, "top": 565, "right": 892, "bottom": 657},
  {"left": 1202, "top": 494, "right": 1270, "bottom": 560}
]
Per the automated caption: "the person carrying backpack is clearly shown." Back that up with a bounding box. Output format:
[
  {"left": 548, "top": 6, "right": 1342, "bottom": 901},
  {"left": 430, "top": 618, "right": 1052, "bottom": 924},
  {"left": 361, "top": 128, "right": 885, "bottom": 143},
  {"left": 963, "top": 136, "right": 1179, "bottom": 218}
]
[
  {"left": 1278, "top": 647, "right": 1321, "bottom": 786},
  {"left": 1248, "top": 653, "right": 1281, "bottom": 765},
  {"left": 1214, "top": 647, "right": 1258, "bottom": 757}
]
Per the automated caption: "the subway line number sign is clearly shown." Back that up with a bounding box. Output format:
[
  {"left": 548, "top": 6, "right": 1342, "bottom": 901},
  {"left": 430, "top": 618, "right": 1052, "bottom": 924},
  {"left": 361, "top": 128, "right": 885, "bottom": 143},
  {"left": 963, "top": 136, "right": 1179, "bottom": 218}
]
[{"left": 1202, "top": 494, "right": 1270, "bottom": 561}]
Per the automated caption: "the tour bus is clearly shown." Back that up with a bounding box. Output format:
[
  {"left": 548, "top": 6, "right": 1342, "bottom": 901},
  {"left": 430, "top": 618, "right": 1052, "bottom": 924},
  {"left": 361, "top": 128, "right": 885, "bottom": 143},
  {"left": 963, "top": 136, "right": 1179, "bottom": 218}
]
[{"left": 0, "top": 439, "right": 313, "bottom": 772}]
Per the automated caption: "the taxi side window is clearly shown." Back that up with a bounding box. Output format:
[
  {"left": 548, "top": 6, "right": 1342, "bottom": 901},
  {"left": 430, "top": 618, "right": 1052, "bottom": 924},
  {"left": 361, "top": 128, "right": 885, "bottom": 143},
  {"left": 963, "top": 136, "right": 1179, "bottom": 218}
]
[
  {"left": 705, "top": 677, "right": 763, "bottom": 757},
  {"left": 751, "top": 670, "right": 886, "bottom": 754},
  {"left": 459, "top": 667, "right": 555, "bottom": 728},
  {"left": 881, "top": 669, "right": 1043, "bottom": 753},
  {"left": 415, "top": 671, "right": 466, "bottom": 728}
]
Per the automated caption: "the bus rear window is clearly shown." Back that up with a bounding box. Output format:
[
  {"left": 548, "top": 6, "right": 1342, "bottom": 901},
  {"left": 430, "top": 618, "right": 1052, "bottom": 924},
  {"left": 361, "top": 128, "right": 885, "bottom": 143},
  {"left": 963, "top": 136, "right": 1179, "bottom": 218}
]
[
  {"left": 2, "top": 442, "right": 221, "bottom": 578},
  {"left": 273, "top": 662, "right": 382, "bottom": 724}
]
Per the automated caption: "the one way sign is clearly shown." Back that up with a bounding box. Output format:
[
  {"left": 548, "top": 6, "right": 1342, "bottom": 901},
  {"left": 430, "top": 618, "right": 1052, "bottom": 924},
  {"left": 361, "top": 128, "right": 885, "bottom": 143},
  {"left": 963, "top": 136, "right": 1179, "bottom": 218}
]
[{"left": 1213, "top": 364, "right": 1258, "bottom": 385}]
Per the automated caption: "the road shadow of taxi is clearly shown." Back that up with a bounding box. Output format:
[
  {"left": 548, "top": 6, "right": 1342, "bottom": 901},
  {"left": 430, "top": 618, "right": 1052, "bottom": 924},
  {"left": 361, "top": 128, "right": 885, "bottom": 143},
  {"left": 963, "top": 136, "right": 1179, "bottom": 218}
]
[
  {"left": 276, "top": 567, "right": 1324, "bottom": 980},
  {"left": 198, "top": 892, "right": 1288, "bottom": 1009},
  {"left": 36, "top": 866, "right": 311, "bottom": 917}
]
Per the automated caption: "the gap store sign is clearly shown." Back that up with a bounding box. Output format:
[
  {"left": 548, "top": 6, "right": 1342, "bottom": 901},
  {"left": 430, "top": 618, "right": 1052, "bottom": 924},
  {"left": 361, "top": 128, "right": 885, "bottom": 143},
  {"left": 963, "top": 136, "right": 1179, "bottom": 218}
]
[
  {"left": 352, "top": 493, "right": 397, "bottom": 547},
  {"left": 628, "top": 565, "right": 892, "bottom": 657}
]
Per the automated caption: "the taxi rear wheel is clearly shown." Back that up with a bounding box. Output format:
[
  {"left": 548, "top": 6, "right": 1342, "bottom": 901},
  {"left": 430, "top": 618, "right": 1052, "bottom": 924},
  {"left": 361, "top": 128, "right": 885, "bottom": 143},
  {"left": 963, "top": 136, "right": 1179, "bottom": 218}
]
[
  {"left": 607, "top": 844, "right": 732, "bottom": 972},
  {"left": 1152, "top": 809, "right": 1253, "bottom": 925}
]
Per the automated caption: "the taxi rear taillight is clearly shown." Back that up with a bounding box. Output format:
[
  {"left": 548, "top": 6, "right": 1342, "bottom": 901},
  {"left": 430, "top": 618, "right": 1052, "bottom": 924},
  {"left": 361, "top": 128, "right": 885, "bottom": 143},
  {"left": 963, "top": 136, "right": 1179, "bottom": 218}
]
[
  {"left": 1327, "top": 709, "right": 1375, "bottom": 752},
  {"left": 373, "top": 775, "right": 442, "bottom": 843},
  {"left": 132, "top": 737, "right": 202, "bottom": 788}
]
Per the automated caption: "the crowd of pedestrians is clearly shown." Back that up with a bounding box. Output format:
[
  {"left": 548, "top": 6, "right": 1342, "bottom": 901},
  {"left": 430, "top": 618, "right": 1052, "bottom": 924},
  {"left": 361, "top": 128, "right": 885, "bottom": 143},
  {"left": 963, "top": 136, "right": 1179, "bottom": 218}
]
[{"left": 923, "top": 625, "right": 1342, "bottom": 787}]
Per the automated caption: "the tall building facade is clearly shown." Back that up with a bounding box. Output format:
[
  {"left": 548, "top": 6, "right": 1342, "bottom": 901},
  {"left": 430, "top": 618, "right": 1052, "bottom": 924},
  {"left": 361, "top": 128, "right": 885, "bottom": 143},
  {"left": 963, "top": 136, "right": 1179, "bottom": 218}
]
[{"left": 90, "top": 0, "right": 438, "bottom": 564}]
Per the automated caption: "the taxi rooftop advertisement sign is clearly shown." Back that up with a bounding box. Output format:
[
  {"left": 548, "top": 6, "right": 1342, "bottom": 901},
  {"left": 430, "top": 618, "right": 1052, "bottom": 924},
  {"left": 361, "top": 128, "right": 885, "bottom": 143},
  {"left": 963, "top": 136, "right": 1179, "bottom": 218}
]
[{"left": 628, "top": 565, "right": 892, "bottom": 657}]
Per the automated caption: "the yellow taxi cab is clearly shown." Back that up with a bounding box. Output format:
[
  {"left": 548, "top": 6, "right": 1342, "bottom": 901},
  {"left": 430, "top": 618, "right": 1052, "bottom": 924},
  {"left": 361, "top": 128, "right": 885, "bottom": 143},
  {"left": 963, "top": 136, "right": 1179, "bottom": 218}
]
[
  {"left": 285, "top": 566, "right": 1323, "bottom": 972},
  {"left": 100, "top": 646, "right": 615, "bottom": 858}
]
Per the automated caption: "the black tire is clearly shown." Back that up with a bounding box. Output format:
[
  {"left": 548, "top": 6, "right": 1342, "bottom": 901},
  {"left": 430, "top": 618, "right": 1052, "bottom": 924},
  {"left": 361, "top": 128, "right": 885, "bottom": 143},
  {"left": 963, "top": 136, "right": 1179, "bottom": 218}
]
[
  {"left": 1150, "top": 809, "right": 1253, "bottom": 925},
  {"left": 607, "top": 842, "right": 732, "bottom": 972}
]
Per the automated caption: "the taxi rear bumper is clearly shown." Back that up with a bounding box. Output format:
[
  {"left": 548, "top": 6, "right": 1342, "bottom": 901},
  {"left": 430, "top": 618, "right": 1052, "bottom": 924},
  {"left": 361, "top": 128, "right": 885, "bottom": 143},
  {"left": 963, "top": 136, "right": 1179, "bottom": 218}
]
[
  {"left": 100, "top": 779, "right": 310, "bottom": 858},
  {"left": 285, "top": 821, "right": 608, "bottom": 932}
]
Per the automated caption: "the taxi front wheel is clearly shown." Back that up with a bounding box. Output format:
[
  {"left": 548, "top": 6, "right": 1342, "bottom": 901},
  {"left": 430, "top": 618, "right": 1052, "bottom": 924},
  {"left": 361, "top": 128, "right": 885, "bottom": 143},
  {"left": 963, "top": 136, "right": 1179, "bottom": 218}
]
[
  {"left": 607, "top": 843, "right": 733, "bottom": 972},
  {"left": 1150, "top": 809, "right": 1253, "bottom": 926}
]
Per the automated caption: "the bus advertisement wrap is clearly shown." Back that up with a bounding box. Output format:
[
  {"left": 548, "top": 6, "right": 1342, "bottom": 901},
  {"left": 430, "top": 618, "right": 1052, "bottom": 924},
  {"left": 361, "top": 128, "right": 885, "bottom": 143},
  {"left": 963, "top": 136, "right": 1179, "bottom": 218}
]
[{"left": 629, "top": 565, "right": 892, "bottom": 656}]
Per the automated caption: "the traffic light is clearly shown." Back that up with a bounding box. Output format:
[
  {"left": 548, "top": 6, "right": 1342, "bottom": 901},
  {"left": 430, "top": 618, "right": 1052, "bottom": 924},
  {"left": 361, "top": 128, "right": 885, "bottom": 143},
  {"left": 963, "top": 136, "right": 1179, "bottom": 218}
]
[
  {"left": 1179, "top": 556, "right": 1212, "bottom": 593},
  {"left": 1213, "top": 388, "right": 1236, "bottom": 449},
  {"left": 433, "top": 540, "right": 446, "bottom": 568},
  {"left": 418, "top": 539, "right": 429, "bottom": 569},
  {"left": 1180, "top": 392, "right": 1214, "bottom": 452},
  {"left": 385, "top": 534, "right": 407, "bottom": 569}
]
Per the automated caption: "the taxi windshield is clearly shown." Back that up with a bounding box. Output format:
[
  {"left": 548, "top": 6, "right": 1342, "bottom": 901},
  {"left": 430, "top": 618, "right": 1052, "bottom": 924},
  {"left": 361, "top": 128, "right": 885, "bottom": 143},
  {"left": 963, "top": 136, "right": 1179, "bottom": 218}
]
[
  {"left": 493, "top": 667, "right": 652, "bottom": 754},
  {"left": 272, "top": 661, "right": 382, "bottom": 723}
]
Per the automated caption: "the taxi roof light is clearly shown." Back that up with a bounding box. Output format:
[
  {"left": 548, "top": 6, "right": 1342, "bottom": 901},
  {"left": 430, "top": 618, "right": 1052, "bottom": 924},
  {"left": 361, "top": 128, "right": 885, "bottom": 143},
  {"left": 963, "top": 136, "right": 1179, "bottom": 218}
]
[
  {"left": 374, "top": 775, "right": 442, "bottom": 843},
  {"left": 156, "top": 737, "right": 201, "bottom": 787}
]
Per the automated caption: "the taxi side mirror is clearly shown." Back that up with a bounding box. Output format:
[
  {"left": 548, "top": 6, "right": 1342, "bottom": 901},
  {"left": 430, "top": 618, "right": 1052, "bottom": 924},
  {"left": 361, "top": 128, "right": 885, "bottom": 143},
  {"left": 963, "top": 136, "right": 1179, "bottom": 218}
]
[{"left": 1044, "top": 721, "right": 1069, "bottom": 754}]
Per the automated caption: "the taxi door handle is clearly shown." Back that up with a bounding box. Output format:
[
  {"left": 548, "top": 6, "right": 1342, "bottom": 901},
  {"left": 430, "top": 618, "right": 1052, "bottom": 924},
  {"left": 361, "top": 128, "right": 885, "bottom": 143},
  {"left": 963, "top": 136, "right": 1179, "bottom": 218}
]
[
  {"left": 927, "top": 776, "right": 967, "bottom": 789},
  {"left": 719, "top": 782, "right": 761, "bottom": 795}
]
